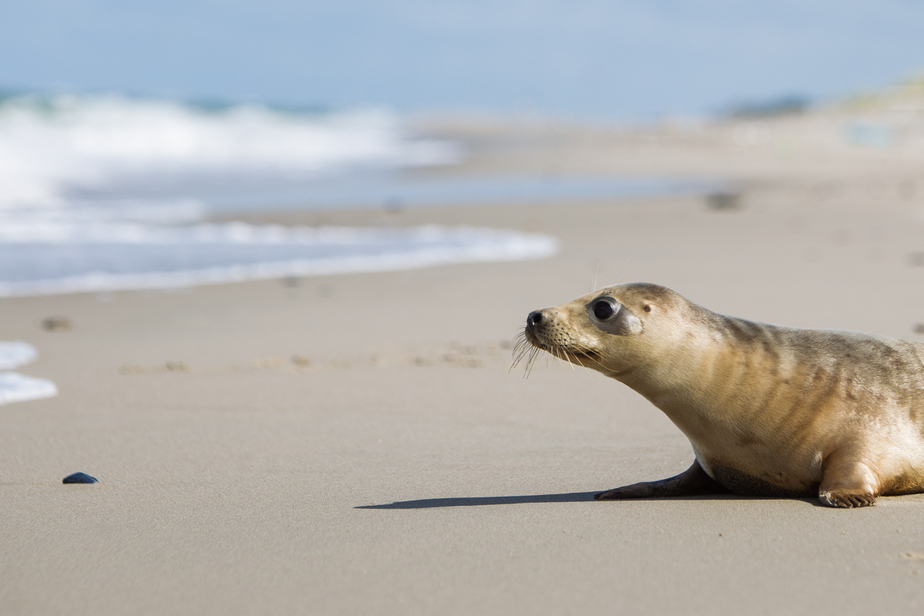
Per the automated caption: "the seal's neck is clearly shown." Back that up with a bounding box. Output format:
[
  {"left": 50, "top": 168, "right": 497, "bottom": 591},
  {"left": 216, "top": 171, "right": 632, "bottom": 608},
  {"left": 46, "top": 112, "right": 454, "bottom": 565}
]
[{"left": 619, "top": 316, "right": 782, "bottom": 440}]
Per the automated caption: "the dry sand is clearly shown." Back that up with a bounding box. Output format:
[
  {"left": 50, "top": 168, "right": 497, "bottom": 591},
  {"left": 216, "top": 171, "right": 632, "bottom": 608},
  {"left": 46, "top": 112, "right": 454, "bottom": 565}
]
[{"left": 4, "top": 93, "right": 924, "bottom": 614}]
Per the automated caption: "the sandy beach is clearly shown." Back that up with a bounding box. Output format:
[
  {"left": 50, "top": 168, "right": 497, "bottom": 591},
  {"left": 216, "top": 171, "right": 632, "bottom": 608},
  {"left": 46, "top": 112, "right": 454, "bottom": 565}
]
[{"left": 4, "top": 90, "right": 924, "bottom": 614}]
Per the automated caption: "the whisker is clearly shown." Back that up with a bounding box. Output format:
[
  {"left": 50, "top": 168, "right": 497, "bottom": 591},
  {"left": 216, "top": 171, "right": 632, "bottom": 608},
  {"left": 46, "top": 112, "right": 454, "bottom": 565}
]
[
  {"left": 615, "top": 257, "right": 631, "bottom": 286},
  {"left": 517, "top": 349, "right": 536, "bottom": 378},
  {"left": 549, "top": 346, "right": 570, "bottom": 372},
  {"left": 590, "top": 260, "right": 601, "bottom": 293},
  {"left": 565, "top": 348, "right": 587, "bottom": 371},
  {"left": 569, "top": 343, "right": 607, "bottom": 371},
  {"left": 511, "top": 335, "right": 537, "bottom": 373},
  {"left": 552, "top": 347, "right": 577, "bottom": 371},
  {"left": 523, "top": 346, "right": 541, "bottom": 378},
  {"left": 560, "top": 341, "right": 607, "bottom": 373},
  {"left": 510, "top": 324, "right": 607, "bottom": 379}
]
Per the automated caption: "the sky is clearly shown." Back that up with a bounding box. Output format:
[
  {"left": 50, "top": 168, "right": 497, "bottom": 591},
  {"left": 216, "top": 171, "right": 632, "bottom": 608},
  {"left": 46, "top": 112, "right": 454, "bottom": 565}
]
[{"left": 1, "top": 0, "right": 923, "bottom": 119}]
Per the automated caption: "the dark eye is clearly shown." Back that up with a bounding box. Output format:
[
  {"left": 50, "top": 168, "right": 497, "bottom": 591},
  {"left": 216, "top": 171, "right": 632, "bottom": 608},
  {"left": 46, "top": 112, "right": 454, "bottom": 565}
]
[{"left": 592, "top": 298, "right": 617, "bottom": 320}]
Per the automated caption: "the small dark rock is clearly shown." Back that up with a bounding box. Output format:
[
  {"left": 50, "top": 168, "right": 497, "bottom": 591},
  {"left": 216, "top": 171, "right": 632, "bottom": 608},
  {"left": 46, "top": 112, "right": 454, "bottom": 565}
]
[{"left": 63, "top": 472, "right": 98, "bottom": 484}]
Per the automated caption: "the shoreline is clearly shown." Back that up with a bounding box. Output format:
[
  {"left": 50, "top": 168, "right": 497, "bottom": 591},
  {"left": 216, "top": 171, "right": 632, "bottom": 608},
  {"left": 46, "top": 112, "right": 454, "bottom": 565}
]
[{"left": 6, "top": 89, "right": 924, "bottom": 302}]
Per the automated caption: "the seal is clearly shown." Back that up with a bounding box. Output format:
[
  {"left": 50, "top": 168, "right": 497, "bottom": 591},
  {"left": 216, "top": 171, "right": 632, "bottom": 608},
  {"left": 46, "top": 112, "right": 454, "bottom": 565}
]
[{"left": 518, "top": 282, "right": 924, "bottom": 508}]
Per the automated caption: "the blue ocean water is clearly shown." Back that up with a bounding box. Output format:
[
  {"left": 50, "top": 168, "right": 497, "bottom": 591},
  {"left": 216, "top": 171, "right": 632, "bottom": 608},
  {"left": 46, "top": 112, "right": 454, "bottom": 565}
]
[{"left": 0, "top": 94, "right": 707, "bottom": 297}]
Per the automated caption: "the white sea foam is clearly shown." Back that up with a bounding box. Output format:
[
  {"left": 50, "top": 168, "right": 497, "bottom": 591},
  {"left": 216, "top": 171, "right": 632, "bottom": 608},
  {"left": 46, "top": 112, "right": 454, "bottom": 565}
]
[
  {"left": 0, "top": 94, "right": 458, "bottom": 210},
  {"left": 0, "top": 372, "right": 58, "bottom": 405},
  {"left": 0, "top": 341, "right": 38, "bottom": 369},
  {"left": 0, "top": 341, "right": 58, "bottom": 405},
  {"left": 0, "top": 222, "right": 558, "bottom": 297}
]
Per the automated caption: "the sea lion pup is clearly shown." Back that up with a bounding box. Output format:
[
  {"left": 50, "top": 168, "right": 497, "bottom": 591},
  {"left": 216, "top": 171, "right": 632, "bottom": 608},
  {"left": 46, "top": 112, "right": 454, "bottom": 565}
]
[{"left": 519, "top": 282, "right": 924, "bottom": 508}]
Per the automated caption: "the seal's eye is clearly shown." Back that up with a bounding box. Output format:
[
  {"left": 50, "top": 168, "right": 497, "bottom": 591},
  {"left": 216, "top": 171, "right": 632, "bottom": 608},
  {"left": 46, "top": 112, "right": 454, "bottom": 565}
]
[{"left": 592, "top": 298, "right": 618, "bottom": 321}]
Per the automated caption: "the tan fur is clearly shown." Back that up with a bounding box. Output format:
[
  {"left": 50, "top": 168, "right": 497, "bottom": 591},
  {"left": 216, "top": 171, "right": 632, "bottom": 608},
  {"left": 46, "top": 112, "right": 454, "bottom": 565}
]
[{"left": 523, "top": 283, "right": 924, "bottom": 508}]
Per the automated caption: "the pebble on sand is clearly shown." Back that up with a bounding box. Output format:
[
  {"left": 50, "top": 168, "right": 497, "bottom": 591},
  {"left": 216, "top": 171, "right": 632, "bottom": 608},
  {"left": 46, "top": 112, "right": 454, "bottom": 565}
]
[{"left": 62, "top": 472, "right": 98, "bottom": 484}]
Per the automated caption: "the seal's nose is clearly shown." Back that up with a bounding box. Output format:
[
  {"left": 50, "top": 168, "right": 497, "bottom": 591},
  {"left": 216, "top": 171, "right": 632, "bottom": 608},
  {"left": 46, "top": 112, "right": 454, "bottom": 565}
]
[{"left": 527, "top": 311, "right": 544, "bottom": 327}]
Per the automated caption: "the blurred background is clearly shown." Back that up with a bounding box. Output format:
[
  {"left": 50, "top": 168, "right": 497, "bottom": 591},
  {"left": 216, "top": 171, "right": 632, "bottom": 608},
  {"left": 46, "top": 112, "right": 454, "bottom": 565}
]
[
  {"left": 3, "top": 0, "right": 924, "bottom": 118},
  {"left": 1, "top": 0, "right": 923, "bottom": 297}
]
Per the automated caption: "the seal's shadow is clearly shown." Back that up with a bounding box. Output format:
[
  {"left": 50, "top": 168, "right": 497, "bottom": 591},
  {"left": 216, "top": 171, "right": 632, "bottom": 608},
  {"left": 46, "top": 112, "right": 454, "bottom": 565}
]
[
  {"left": 356, "top": 491, "right": 756, "bottom": 509},
  {"left": 357, "top": 492, "right": 596, "bottom": 509}
]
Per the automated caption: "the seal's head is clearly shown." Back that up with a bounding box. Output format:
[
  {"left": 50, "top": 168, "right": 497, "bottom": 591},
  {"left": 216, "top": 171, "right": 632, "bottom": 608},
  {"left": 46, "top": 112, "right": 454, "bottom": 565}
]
[{"left": 516, "top": 283, "right": 690, "bottom": 379}]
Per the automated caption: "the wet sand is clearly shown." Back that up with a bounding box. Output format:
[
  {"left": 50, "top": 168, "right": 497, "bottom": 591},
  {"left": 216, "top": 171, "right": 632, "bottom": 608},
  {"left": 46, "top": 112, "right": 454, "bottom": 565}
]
[{"left": 3, "top": 94, "right": 924, "bottom": 614}]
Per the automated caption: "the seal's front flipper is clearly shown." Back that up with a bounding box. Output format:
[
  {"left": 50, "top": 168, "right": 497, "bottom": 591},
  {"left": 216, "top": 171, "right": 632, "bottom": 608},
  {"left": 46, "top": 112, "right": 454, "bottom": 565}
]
[
  {"left": 818, "top": 452, "right": 879, "bottom": 508},
  {"left": 594, "top": 460, "right": 727, "bottom": 500}
]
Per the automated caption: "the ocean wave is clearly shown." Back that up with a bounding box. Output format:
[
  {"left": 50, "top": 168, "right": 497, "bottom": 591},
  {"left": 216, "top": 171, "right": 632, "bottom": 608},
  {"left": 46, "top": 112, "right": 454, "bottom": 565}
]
[
  {"left": 0, "top": 222, "right": 559, "bottom": 297},
  {"left": 0, "top": 93, "right": 459, "bottom": 209},
  {"left": 0, "top": 93, "right": 565, "bottom": 297}
]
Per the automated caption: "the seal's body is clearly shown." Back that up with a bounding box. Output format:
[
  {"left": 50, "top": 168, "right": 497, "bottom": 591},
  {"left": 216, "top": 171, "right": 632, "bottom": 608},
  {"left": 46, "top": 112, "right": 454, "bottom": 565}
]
[{"left": 521, "top": 283, "right": 924, "bottom": 508}]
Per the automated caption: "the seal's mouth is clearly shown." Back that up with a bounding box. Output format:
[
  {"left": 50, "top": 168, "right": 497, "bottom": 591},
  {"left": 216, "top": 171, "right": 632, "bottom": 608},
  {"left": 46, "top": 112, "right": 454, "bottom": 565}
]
[
  {"left": 571, "top": 347, "right": 601, "bottom": 359},
  {"left": 514, "top": 326, "right": 602, "bottom": 376},
  {"left": 549, "top": 346, "right": 602, "bottom": 362},
  {"left": 523, "top": 326, "right": 542, "bottom": 348},
  {"left": 524, "top": 324, "right": 600, "bottom": 359}
]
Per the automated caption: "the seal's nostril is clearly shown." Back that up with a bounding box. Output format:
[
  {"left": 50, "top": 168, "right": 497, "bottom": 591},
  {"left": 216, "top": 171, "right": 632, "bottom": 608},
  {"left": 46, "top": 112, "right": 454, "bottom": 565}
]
[{"left": 527, "top": 311, "right": 543, "bottom": 327}]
